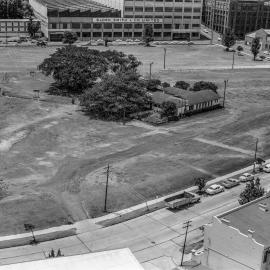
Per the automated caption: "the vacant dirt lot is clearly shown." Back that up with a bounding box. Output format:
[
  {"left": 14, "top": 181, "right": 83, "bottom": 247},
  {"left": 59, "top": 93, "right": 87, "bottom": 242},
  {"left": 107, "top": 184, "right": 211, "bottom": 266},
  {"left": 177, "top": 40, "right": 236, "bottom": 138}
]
[{"left": 0, "top": 46, "right": 270, "bottom": 235}]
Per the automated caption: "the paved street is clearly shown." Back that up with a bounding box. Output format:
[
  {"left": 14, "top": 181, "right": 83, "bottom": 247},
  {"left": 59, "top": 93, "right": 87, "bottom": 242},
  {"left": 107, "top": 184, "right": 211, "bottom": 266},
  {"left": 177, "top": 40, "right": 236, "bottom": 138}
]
[{"left": 0, "top": 170, "right": 269, "bottom": 270}]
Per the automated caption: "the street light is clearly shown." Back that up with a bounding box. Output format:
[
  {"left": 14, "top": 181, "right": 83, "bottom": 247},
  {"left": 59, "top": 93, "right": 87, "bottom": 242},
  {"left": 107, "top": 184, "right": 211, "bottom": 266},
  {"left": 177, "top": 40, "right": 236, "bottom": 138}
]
[
  {"left": 149, "top": 62, "right": 154, "bottom": 79},
  {"left": 163, "top": 48, "right": 167, "bottom": 69},
  {"left": 253, "top": 138, "right": 259, "bottom": 173},
  {"left": 180, "top": 220, "right": 192, "bottom": 266},
  {"left": 232, "top": 51, "right": 235, "bottom": 70}
]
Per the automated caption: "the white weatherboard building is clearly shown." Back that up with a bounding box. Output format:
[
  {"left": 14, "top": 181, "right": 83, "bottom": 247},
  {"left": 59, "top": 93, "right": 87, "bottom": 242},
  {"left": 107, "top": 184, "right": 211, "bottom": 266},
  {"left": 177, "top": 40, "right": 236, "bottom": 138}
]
[{"left": 195, "top": 195, "right": 270, "bottom": 270}]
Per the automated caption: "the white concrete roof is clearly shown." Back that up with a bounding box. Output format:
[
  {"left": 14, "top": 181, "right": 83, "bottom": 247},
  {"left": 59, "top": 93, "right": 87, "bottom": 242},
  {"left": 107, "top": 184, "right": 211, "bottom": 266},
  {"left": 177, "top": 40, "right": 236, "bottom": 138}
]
[{"left": 0, "top": 249, "right": 144, "bottom": 270}]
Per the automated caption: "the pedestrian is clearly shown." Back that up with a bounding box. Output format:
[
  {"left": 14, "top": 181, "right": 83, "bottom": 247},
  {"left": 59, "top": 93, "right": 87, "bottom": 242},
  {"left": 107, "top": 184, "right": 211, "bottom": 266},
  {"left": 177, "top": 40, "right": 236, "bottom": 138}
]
[
  {"left": 56, "top": 248, "right": 63, "bottom": 257},
  {"left": 50, "top": 248, "right": 55, "bottom": 257}
]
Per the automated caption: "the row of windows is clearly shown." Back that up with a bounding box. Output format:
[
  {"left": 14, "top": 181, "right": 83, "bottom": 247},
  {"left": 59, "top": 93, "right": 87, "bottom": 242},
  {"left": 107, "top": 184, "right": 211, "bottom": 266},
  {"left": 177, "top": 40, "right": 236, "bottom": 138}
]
[
  {"left": 50, "top": 23, "right": 200, "bottom": 29},
  {"left": 0, "top": 27, "right": 26, "bottom": 32},
  {"left": 124, "top": 15, "right": 200, "bottom": 18},
  {"left": 124, "top": 6, "right": 201, "bottom": 12}
]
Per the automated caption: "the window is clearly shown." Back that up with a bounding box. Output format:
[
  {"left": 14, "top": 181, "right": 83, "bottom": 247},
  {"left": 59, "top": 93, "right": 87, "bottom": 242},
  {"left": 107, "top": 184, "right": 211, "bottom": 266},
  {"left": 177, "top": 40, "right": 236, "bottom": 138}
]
[
  {"left": 165, "top": 7, "right": 173, "bottom": 12},
  {"left": 184, "top": 7, "right": 192, "bottom": 12},
  {"left": 192, "top": 24, "right": 200, "bottom": 27},
  {"left": 124, "top": 32, "right": 132, "bottom": 37},
  {"left": 104, "top": 23, "right": 112, "bottom": 29},
  {"left": 165, "top": 0, "right": 173, "bottom": 2},
  {"left": 134, "top": 23, "right": 143, "bottom": 28},
  {"left": 175, "top": 0, "right": 183, "bottom": 2},
  {"left": 164, "top": 15, "right": 172, "bottom": 18},
  {"left": 163, "top": 32, "right": 171, "bottom": 37},
  {"left": 155, "top": 7, "right": 163, "bottom": 12},
  {"left": 72, "top": 23, "right": 80, "bottom": 29},
  {"left": 164, "top": 24, "right": 172, "bottom": 29},
  {"left": 93, "top": 24, "right": 102, "bottom": 29},
  {"left": 104, "top": 32, "right": 112, "bottom": 37},
  {"left": 193, "top": 16, "right": 200, "bottom": 19},
  {"left": 135, "top": 15, "right": 143, "bottom": 18},
  {"left": 82, "top": 32, "right": 91, "bottom": 37},
  {"left": 93, "top": 32, "right": 101, "bottom": 37},
  {"left": 155, "top": 0, "right": 163, "bottom": 2},
  {"left": 125, "top": 7, "right": 133, "bottom": 12},
  {"left": 174, "top": 16, "right": 181, "bottom": 18},
  {"left": 154, "top": 24, "right": 162, "bottom": 29},
  {"left": 155, "top": 15, "right": 163, "bottom": 18},
  {"left": 174, "top": 7, "right": 182, "bottom": 12},
  {"left": 185, "top": 24, "right": 189, "bottom": 29},
  {"left": 113, "top": 32, "right": 122, "bottom": 37},
  {"left": 82, "top": 23, "right": 91, "bottom": 29},
  {"left": 134, "top": 32, "right": 142, "bottom": 37},
  {"left": 145, "top": 15, "right": 153, "bottom": 18},
  {"left": 114, "top": 23, "right": 122, "bottom": 29},
  {"left": 184, "top": 16, "right": 191, "bottom": 19},
  {"left": 63, "top": 23, "right": 68, "bottom": 29},
  {"left": 135, "top": 6, "right": 143, "bottom": 11},
  {"left": 154, "top": 32, "right": 161, "bottom": 36},
  {"left": 193, "top": 7, "right": 201, "bottom": 12},
  {"left": 124, "top": 24, "right": 132, "bottom": 29},
  {"left": 51, "top": 23, "right": 57, "bottom": 29},
  {"left": 145, "top": 7, "right": 154, "bottom": 12}
]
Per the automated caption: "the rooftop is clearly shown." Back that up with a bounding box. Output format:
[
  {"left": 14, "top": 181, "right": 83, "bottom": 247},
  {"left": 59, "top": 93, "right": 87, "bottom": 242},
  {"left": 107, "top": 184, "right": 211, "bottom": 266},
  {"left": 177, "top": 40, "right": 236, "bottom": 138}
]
[
  {"left": 219, "top": 196, "right": 270, "bottom": 246},
  {"left": 150, "top": 91, "right": 185, "bottom": 108}
]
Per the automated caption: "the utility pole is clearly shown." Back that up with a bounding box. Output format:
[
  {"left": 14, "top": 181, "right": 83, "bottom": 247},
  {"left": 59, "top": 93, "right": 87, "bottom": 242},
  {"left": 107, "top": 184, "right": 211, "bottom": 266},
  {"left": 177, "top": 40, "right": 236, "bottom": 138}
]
[
  {"left": 180, "top": 220, "right": 192, "bottom": 266},
  {"left": 163, "top": 48, "right": 167, "bottom": 69},
  {"left": 223, "top": 79, "right": 228, "bottom": 108},
  {"left": 149, "top": 62, "right": 154, "bottom": 79},
  {"left": 211, "top": 0, "right": 217, "bottom": 45},
  {"left": 253, "top": 138, "right": 259, "bottom": 173},
  {"left": 104, "top": 164, "right": 110, "bottom": 212},
  {"left": 232, "top": 51, "right": 235, "bottom": 70}
]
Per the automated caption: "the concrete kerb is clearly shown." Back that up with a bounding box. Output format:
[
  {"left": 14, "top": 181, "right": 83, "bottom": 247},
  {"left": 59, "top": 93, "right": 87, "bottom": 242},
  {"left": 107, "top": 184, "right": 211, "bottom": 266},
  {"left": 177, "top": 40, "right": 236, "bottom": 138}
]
[{"left": 0, "top": 160, "right": 268, "bottom": 248}]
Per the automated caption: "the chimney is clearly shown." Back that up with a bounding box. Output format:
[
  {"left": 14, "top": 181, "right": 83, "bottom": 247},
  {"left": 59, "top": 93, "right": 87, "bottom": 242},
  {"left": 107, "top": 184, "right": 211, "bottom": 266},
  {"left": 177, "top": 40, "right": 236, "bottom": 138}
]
[{"left": 248, "top": 229, "right": 255, "bottom": 238}]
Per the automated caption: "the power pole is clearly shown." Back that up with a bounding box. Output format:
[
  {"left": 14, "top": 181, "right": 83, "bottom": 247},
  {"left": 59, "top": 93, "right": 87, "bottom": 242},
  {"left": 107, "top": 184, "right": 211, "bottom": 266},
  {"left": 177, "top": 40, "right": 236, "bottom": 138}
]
[
  {"left": 180, "top": 220, "right": 192, "bottom": 266},
  {"left": 149, "top": 62, "right": 154, "bottom": 79},
  {"left": 163, "top": 48, "right": 167, "bottom": 69},
  {"left": 223, "top": 79, "right": 228, "bottom": 108},
  {"left": 232, "top": 51, "right": 235, "bottom": 70},
  {"left": 253, "top": 138, "right": 259, "bottom": 173},
  {"left": 211, "top": 0, "right": 216, "bottom": 45},
  {"left": 104, "top": 164, "right": 110, "bottom": 212}
]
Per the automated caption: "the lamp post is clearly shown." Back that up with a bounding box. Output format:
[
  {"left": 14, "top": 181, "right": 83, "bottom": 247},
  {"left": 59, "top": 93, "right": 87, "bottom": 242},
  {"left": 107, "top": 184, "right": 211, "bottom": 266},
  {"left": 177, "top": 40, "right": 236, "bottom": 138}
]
[
  {"left": 149, "top": 62, "right": 154, "bottom": 79},
  {"left": 232, "top": 51, "right": 235, "bottom": 69},
  {"left": 180, "top": 220, "right": 192, "bottom": 266},
  {"left": 163, "top": 48, "right": 167, "bottom": 69},
  {"left": 253, "top": 138, "right": 259, "bottom": 173},
  {"left": 223, "top": 79, "right": 228, "bottom": 108},
  {"left": 104, "top": 164, "right": 110, "bottom": 212}
]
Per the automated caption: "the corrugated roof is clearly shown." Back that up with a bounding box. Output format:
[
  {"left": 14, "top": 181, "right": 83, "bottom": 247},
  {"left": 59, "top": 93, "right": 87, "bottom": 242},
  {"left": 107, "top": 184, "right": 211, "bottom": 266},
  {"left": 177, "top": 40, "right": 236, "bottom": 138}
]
[
  {"left": 164, "top": 87, "right": 220, "bottom": 106},
  {"left": 150, "top": 92, "right": 185, "bottom": 108},
  {"left": 219, "top": 196, "right": 270, "bottom": 246}
]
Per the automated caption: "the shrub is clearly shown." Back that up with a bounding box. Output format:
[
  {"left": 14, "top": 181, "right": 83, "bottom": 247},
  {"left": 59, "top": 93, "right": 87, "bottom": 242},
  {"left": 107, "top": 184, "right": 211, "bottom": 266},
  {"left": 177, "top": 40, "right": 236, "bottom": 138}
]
[
  {"left": 161, "top": 82, "right": 170, "bottom": 88},
  {"left": 192, "top": 81, "right": 218, "bottom": 93},
  {"left": 174, "top": 81, "right": 190, "bottom": 90},
  {"left": 237, "top": 45, "right": 243, "bottom": 52},
  {"left": 146, "top": 79, "right": 161, "bottom": 91}
]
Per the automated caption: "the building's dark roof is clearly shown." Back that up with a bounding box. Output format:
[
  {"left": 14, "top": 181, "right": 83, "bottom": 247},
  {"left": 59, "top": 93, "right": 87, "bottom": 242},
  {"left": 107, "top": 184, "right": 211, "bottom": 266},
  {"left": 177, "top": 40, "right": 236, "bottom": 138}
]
[
  {"left": 164, "top": 87, "right": 220, "bottom": 106},
  {"left": 219, "top": 196, "right": 270, "bottom": 246},
  {"left": 36, "top": 0, "right": 115, "bottom": 12},
  {"left": 150, "top": 92, "right": 185, "bottom": 108}
]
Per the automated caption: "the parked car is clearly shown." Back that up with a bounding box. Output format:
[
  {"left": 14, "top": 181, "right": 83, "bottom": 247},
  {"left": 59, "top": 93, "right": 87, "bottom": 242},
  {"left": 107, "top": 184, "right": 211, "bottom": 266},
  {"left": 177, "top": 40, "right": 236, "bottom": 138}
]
[
  {"left": 239, "top": 173, "right": 254, "bottom": 182},
  {"left": 221, "top": 178, "right": 240, "bottom": 189},
  {"left": 217, "top": 37, "right": 222, "bottom": 41},
  {"left": 203, "top": 28, "right": 209, "bottom": 33},
  {"left": 205, "top": 184, "right": 225, "bottom": 195},
  {"left": 263, "top": 163, "right": 270, "bottom": 173},
  {"left": 36, "top": 40, "right": 47, "bottom": 47},
  {"left": 164, "top": 191, "right": 200, "bottom": 209},
  {"left": 263, "top": 50, "right": 270, "bottom": 55}
]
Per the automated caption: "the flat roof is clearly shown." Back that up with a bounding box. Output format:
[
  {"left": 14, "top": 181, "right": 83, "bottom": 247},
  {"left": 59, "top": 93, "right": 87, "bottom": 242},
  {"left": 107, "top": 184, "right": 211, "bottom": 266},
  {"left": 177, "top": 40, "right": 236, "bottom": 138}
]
[
  {"left": 219, "top": 196, "right": 270, "bottom": 246},
  {"left": 0, "top": 249, "right": 144, "bottom": 270}
]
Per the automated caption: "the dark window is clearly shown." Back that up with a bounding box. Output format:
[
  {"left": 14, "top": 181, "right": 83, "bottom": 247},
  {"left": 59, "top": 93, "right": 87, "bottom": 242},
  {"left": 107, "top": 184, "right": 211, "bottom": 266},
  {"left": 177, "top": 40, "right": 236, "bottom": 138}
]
[
  {"left": 145, "top": 7, "right": 154, "bottom": 12},
  {"left": 76, "top": 32, "right": 81, "bottom": 37},
  {"left": 184, "top": 24, "right": 189, "bottom": 29},
  {"left": 155, "top": 0, "right": 163, "bottom": 2},
  {"left": 104, "top": 23, "right": 112, "bottom": 29},
  {"left": 165, "top": 0, "right": 173, "bottom": 2},
  {"left": 72, "top": 23, "right": 80, "bottom": 29},
  {"left": 165, "top": 7, "right": 173, "bottom": 12},
  {"left": 125, "top": 7, "right": 133, "bottom": 11},
  {"left": 63, "top": 23, "right": 68, "bottom": 29},
  {"left": 193, "top": 16, "right": 200, "bottom": 19},
  {"left": 135, "top": 6, "right": 143, "bottom": 11},
  {"left": 155, "top": 7, "right": 163, "bottom": 12},
  {"left": 192, "top": 32, "right": 199, "bottom": 37},
  {"left": 145, "top": 15, "right": 153, "bottom": 18},
  {"left": 174, "top": 7, "right": 182, "bottom": 12},
  {"left": 104, "top": 32, "right": 112, "bottom": 37},
  {"left": 51, "top": 23, "right": 57, "bottom": 29},
  {"left": 184, "top": 7, "right": 192, "bottom": 12},
  {"left": 164, "top": 24, "right": 172, "bottom": 29},
  {"left": 134, "top": 32, "right": 142, "bottom": 37},
  {"left": 82, "top": 23, "right": 91, "bottom": 29},
  {"left": 155, "top": 15, "right": 163, "bottom": 18},
  {"left": 93, "top": 32, "right": 101, "bottom": 37},
  {"left": 184, "top": 16, "right": 191, "bottom": 19},
  {"left": 134, "top": 23, "right": 143, "bottom": 28},
  {"left": 154, "top": 24, "right": 162, "bottom": 29},
  {"left": 82, "top": 32, "right": 91, "bottom": 37},
  {"left": 114, "top": 23, "right": 123, "bottom": 29},
  {"left": 124, "top": 24, "right": 132, "bottom": 29},
  {"left": 175, "top": 0, "right": 183, "bottom": 2},
  {"left": 135, "top": 15, "right": 143, "bottom": 18},
  {"left": 154, "top": 32, "right": 161, "bottom": 36},
  {"left": 192, "top": 24, "right": 200, "bottom": 27},
  {"left": 93, "top": 24, "right": 102, "bottom": 29},
  {"left": 113, "top": 32, "right": 122, "bottom": 37},
  {"left": 193, "top": 7, "right": 201, "bottom": 12},
  {"left": 163, "top": 32, "right": 171, "bottom": 37},
  {"left": 124, "top": 32, "right": 132, "bottom": 37},
  {"left": 164, "top": 15, "right": 172, "bottom": 18},
  {"left": 174, "top": 16, "right": 181, "bottom": 18}
]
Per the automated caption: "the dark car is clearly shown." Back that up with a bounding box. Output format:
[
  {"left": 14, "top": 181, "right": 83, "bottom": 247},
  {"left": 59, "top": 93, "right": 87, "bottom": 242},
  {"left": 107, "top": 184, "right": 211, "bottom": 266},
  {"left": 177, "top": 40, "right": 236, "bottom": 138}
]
[{"left": 221, "top": 178, "right": 240, "bottom": 189}]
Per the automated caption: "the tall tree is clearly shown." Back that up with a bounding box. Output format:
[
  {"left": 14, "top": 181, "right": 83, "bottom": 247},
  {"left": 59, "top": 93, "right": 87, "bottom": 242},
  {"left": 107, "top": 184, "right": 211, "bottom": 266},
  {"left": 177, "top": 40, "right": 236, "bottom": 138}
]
[
  {"left": 80, "top": 71, "right": 151, "bottom": 121},
  {"left": 239, "top": 178, "right": 265, "bottom": 205},
  {"left": 195, "top": 177, "right": 206, "bottom": 194},
  {"left": 27, "top": 17, "right": 40, "bottom": 38},
  {"left": 143, "top": 24, "right": 154, "bottom": 47},
  {"left": 222, "top": 29, "right": 236, "bottom": 51},
  {"left": 161, "top": 101, "right": 177, "bottom": 117},
  {"left": 251, "top": 37, "right": 261, "bottom": 61}
]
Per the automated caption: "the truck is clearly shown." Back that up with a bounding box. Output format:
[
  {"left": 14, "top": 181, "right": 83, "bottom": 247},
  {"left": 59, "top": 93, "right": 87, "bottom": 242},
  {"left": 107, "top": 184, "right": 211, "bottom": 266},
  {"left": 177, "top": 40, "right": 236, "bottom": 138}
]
[{"left": 164, "top": 191, "right": 200, "bottom": 209}]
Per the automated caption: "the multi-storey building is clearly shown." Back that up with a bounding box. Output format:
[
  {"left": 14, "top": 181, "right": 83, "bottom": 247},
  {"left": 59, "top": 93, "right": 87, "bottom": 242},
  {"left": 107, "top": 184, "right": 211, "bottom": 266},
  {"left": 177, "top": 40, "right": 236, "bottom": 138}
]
[
  {"left": 203, "top": 0, "right": 270, "bottom": 39},
  {"left": 30, "top": 0, "right": 202, "bottom": 41}
]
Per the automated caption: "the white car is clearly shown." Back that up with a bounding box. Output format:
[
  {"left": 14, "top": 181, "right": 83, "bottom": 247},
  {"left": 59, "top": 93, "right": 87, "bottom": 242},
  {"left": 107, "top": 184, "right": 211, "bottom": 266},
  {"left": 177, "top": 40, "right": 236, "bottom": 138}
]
[
  {"left": 203, "top": 28, "right": 209, "bottom": 33},
  {"left": 263, "top": 163, "right": 270, "bottom": 173},
  {"left": 217, "top": 37, "right": 222, "bottom": 41},
  {"left": 263, "top": 51, "right": 270, "bottom": 55},
  {"left": 205, "top": 184, "right": 225, "bottom": 195},
  {"left": 239, "top": 173, "right": 254, "bottom": 182}
]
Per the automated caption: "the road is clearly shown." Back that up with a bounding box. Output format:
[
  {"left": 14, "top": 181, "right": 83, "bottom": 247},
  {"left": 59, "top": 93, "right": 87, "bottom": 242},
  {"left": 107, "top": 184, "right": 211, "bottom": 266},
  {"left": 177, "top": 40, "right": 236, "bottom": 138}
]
[{"left": 0, "top": 171, "right": 269, "bottom": 270}]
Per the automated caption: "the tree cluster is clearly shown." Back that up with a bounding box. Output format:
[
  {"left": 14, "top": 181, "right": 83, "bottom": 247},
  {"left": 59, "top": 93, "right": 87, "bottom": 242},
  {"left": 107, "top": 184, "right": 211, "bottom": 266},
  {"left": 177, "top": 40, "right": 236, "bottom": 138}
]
[
  {"left": 195, "top": 177, "right": 206, "bottom": 194},
  {"left": 0, "top": 0, "right": 33, "bottom": 19},
  {"left": 143, "top": 24, "right": 154, "bottom": 46},
  {"left": 239, "top": 178, "right": 265, "bottom": 205},
  {"left": 62, "top": 31, "right": 78, "bottom": 45},
  {"left": 222, "top": 29, "right": 236, "bottom": 51},
  {"left": 192, "top": 81, "right": 218, "bottom": 93},
  {"left": 174, "top": 81, "right": 190, "bottom": 90},
  {"left": 161, "top": 101, "right": 177, "bottom": 118}
]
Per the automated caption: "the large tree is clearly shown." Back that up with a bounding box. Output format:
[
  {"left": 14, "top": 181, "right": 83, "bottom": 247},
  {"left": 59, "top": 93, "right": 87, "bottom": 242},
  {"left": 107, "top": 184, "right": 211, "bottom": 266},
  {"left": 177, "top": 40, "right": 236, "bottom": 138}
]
[
  {"left": 27, "top": 17, "right": 40, "bottom": 38},
  {"left": 251, "top": 37, "right": 261, "bottom": 61},
  {"left": 143, "top": 24, "right": 154, "bottom": 47},
  {"left": 80, "top": 71, "right": 151, "bottom": 121},
  {"left": 192, "top": 81, "right": 218, "bottom": 93},
  {"left": 239, "top": 178, "right": 265, "bottom": 205},
  {"left": 0, "top": 0, "right": 33, "bottom": 19},
  {"left": 38, "top": 46, "right": 141, "bottom": 95},
  {"left": 174, "top": 81, "right": 190, "bottom": 90},
  {"left": 161, "top": 101, "right": 177, "bottom": 117},
  {"left": 222, "top": 29, "right": 236, "bottom": 51}
]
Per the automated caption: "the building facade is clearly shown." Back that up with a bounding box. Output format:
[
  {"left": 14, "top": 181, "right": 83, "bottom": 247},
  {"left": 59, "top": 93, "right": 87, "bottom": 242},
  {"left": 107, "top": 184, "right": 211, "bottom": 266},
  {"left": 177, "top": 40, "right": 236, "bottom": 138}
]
[
  {"left": 203, "top": 0, "right": 270, "bottom": 39},
  {"left": 0, "top": 19, "right": 40, "bottom": 40},
  {"left": 30, "top": 0, "right": 202, "bottom": 41},
  {"left": 245, "top": 28, "right": 270, "bottom": 50},
  {"left": 194, "top": 195, "right": 270, "bottom": 270}
]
